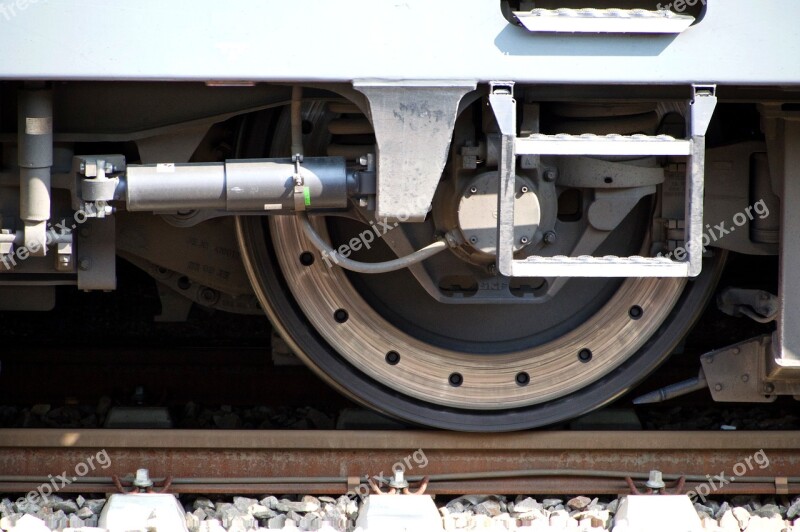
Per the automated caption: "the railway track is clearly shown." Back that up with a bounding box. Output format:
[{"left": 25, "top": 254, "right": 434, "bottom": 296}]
[{"left": 1, "top": 429, "right": 798, "bottom": 497}]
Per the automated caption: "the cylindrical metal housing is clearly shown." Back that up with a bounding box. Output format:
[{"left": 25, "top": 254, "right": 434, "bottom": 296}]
[
  {"left": 18, "top": 88, "right": 53, "bottom": 170},
  {"left": 126, "top": 163, "right": 227, "bottom": 211},
  {"left": 125, "top": 157, "right": 349, "bottom": 213},
  {"left": 18, "top": 86, "right": 53, "bottom": 257},
  {"left": 226, "top": 157, "right": 348, "bottom": 211}
]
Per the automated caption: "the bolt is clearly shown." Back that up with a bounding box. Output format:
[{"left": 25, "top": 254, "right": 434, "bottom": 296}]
[
  {"left": 543, "top": 169, "right": 557, "bottom": 182},
  {"left": 732, "top": 348, "right": 740, "bottom": 355},
  {"left": 78, "top": 258, "right": 90, "bottom": 271},
  {"left": 520, "top": 236, "right": 529, "bottom": 244},
  {"left": 764, "top": 383, "right": 775, "bottom": 394},
  {"left": 645, "top": 470, "right": 665, "bottom": 490},
  {"left": 714, "top": 383, "right": 723, "bottom": 391},
  {"left": 469, "top": 236, "right": 478, "bottom": 244},
  {"left": 389, "top": 469, "right": 409, "bottom": 490},
  {"left": 105, "top": 162, "right": 114, "bottom": 173},
  {"left": 358, "top": 155, "right": 368, "bottom": 166},
  {"left": 133, "top": 468, "right": 153, "bottom": 489},
  {"left": 543, "top": 231, "right": 557, "bottom": 245},
  {"left": 520, "top": 186, "right": 529, "bottom": 194},
  {"left": 469, "top": 186, "right": 478, "bottom": 194},
  {"left": 741, "top": 374, "right": 750, "bottom": 383},
  {"left": 705, "top": 355, "right": 714, "bottom": 364},
  {"left": 199, "top": 287, "right": 219, "bottom": 305},
  {"left": 760, "top": 292, "right": 769, "bottom": 301},
  {"left": 358, "top": 197, "right": 368, "bottom": 207}
]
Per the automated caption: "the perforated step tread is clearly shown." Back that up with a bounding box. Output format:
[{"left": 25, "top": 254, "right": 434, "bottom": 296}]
[
  {"left": 514, "top": 8, "right": 695, "bottom": 34},
  {"left": 512, "top": 255, "right": 689, "bottom": 278},
  {"left": 515, "top": 133, "right": 692, "bottom": 156}
]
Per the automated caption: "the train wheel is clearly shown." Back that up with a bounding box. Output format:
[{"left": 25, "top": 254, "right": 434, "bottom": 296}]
[{"left": 235, "top": 102, "right": 726, "bottom": 431}]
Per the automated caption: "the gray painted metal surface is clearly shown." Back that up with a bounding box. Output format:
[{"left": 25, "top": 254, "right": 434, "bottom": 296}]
[
  {"left": 0, "top": 1, "right": 798, "bottom": 85},
  {"left": 354, "top": 82, "right": 474, "bottom": 221},
  {"left": 125, "top": 158, "right": 350, "bottom": 213}
]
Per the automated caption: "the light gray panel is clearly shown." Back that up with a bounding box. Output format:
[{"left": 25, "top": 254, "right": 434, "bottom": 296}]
[{"left": 0, "top": 1, "right": 798, "bottom": 85}]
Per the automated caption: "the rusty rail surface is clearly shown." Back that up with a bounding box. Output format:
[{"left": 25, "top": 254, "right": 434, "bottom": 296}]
[{"left": 0, "top": 430, "right": 798, "bottom": 495}]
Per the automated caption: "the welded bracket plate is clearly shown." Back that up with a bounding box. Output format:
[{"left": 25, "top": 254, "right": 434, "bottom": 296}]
[
  {"left": 354, "top": 81, "right": 476, "bottom": 222},
  {"left": 77, "top": 216, "right": 116, "bottom": 291},
  {"left": 701, "top": 335, "right": 800, "bottom": 402}
]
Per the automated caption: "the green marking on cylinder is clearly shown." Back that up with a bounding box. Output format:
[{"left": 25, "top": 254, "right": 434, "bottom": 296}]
[{"left": 303, "top": 186, "right": 311, "bottom": 207}]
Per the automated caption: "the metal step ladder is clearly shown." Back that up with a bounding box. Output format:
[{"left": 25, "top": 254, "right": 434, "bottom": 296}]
[
  {"left": 513, "top": 8, "right": 695, "bottom": 34},
  {"left": 489, "top": 82, "right": 717, "bottom": 278}
]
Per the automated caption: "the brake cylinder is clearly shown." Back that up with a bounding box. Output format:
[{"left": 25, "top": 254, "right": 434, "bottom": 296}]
[{"left": 125, "top": 157, "right": 350, "bottom": 213}]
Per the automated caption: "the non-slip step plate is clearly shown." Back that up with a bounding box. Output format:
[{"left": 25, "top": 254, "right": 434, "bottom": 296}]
[
  {"left": 515, "top": 133, "right": 692, "bottom": 156},
  {"left": 512, "top": 255, "right": 690, "bottom": 278},
  {"left": 514, "top": 8, "right": 695, "bottom": 34}
]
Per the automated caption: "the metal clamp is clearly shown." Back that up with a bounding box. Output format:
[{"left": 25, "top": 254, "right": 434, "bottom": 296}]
[
  {"left": 112, "top": 468, "right": 173, "bottom": 494},
  {"left": 75, "top": 154, "right": 125, "bottom": 218},
  {"left": 292, "top": 153, "right": 310, "bottom": 212},
  {"left": 367, "top": 471, "right": 430, "bottom": 495},
  {"left": 626, "top": 470, "right": 686, "bottom": 495}
]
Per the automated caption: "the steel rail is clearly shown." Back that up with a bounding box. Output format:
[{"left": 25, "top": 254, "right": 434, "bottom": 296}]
[{"left": 0, "top": 430, "right": 798, "bottom": 495}]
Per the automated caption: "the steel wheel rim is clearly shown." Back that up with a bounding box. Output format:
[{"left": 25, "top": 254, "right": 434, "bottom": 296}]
[{"left": 267, "top": 214, "right": 686, "bottom": 410}]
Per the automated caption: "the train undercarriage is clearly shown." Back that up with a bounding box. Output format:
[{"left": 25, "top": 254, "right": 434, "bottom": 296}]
[{"left": 1, "top": 1, "right": 799, "bottom": 431}]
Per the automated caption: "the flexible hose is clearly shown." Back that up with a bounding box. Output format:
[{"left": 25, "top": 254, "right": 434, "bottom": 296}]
[{"left": 298, "top": 212, "right": 448, "bottom": 274}]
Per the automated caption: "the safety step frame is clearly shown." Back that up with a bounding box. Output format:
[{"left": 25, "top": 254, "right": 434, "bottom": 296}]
[{"left": 489, "top": 82, "right": 717, "bottom": 278}]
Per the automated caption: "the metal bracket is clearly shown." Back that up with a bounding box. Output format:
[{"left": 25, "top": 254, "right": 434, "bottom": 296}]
[
  {"left": 717, "top": 287, "right": 778, "bottom": 324},
  {"left": 77, "top": 217, "right": 116, "bottom": 291},
  {"left": 291, "top": 153, "right": 309, "bottom": 212},
  {"left": 700, "top": 335, "right": 800, "bottom": 402},
  {"left": 353, "top": 81, "right": 476, "bottom": 222},
  {"left": 489, "top": 81, "right": 517, "bottom": 276},
  {"left": 74, "top": 154, "right": 125, "bottom": 218},
  {"left": 685, "top": 84, "right": 717, "bottom": 276}
]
